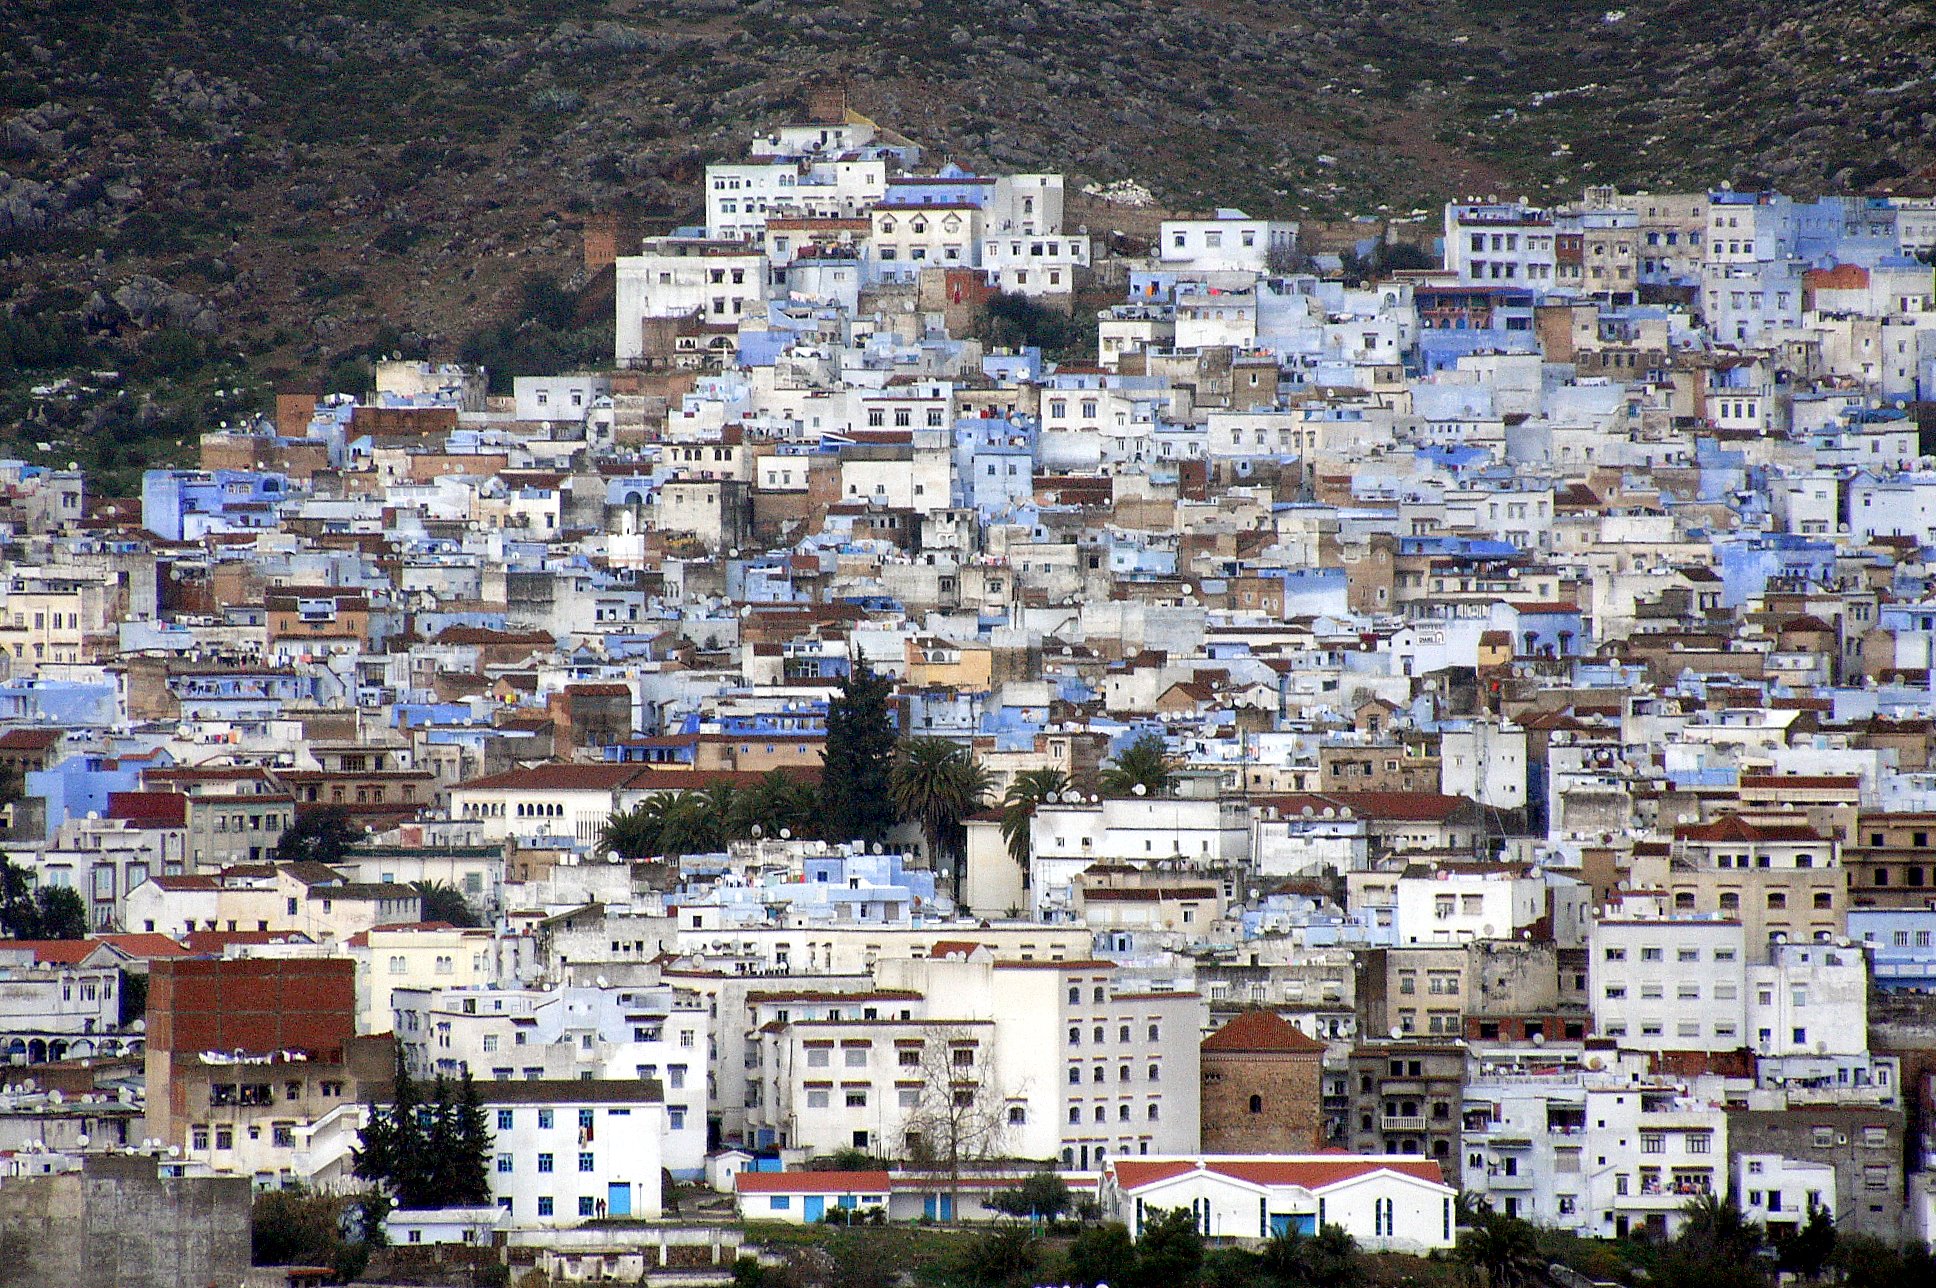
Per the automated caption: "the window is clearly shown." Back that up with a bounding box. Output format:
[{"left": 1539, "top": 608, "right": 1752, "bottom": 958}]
[
  {"left": 538, "top": 1154, "right": 554, "bottom": 1173},
  {"left": 537, "top": 1197, "right": 553, "bottom": 1217},
  {"left": 846, "top": 1090, "right": 867, "bottom": 1108},
  {"left": 538, "top": 1110, "right": 553, "bottom": 1130},
  {"left": 497, "top": 1153, "right": 513, "bottom": 1173},
  {"left": 579, "top": 1152, "right": 594, "bottom": 1172},
  {"left": 498, "top": 1110, "right": 514, "bottom": 1130}
]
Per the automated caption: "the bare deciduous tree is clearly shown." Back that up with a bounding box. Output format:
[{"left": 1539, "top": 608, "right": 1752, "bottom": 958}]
[{"left": 897, "top": 1023, "right": 1010, "bottom": 1221}]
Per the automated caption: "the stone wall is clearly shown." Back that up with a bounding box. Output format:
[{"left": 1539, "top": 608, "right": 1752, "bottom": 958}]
[{"left": 0, "top": 1154, "right": 251, "bottom": 1288}]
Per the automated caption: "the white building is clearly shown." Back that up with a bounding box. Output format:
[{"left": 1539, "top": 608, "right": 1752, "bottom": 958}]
[
  {"left": 393, "top": 982, "right": 708, "bottom": 1178},
  {"left": 1157, "top": 211, "right": 1297, "bottom": 275},
  {"left": 751, "top": 952, "right": 1206, "bottom": 1172},
  {"left": 1746, "top": 939, "right": 1867, "bottom": 1058},
  {"left": 614, "top": 239, "right": 770, "bottom": 367},
  {"left": 1589, "top": 915, "right": 1747, "bottom": 1052},
  {"left": 1438, "top": 719, "right": 1528, "bottom": 812},
  {"left": 482, "top": 1081, "right": 665, "bottom": 1224},
  {"left": 1392, "top": 866, "right": 1552, "bottom": 947},
  {"left": 979, "top": 233, "right": 1090, "bottom": 300},
  {"left": 1735, "top": 1152, "right": 1835, "bottom": 1233},
  {"left": 1443, "top": 204, "right": 1557, "bottom": 285},
  {"left": 514, "top": 375, "right": 611, "bottom": 425},
  {"left": 1099, "top": 1156, "right": 1455, "bottom": 1252},
  {"left": 868, "top": 205, "right": 982, "bottom": 284}
]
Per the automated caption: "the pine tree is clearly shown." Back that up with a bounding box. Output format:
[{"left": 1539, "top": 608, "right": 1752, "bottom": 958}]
[{"left": 819, "top": 659, "right": 899, "bottom": 846}]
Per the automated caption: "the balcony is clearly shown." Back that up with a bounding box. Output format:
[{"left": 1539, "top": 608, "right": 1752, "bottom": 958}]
[
  {"left": 1488, "top": 1169, "right": 1535, "bottom": 1190},
  {"left": 1380, "top": 1114, "right": 1428, "bottom": 1132}
]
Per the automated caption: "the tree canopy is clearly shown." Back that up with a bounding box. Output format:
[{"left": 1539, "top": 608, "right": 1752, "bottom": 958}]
[
  {"left": 820, "top": 661, "right": 898, "bottom": 846},
  {"left": 0, "top": 856, "right": 88, "bottom": 939},
  {"left": 274, "top": 806, "right": 363, "bottom": 866},
  {"left": 1000, "top": 768, "right": 1069, "bottom": 870},
  {"left": 890, "top": 738, "right": 989, "bottom": 886},
  {"left": 1099, "top": 733, "right": 1175, "bottom": 798},
  {"left": 354, "top": 1058, "right": 492, "bottom": 1210}
]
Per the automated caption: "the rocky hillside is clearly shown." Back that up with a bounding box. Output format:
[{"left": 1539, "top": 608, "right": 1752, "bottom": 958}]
[{"left": 4, "top": 0, "right": 1933, "bottom": 491}]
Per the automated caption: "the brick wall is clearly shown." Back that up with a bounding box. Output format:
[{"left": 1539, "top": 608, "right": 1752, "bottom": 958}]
[{"left": 1200, "top": 1049, "right": 1324, "bottom": 1153}]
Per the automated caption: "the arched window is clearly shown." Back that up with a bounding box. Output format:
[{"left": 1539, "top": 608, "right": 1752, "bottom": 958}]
[{"left": 1248, "top": 1093, "right": 1264, "bottom": 1114}]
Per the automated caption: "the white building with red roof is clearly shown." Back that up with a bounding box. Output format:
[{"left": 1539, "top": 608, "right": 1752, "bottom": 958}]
[{"left": 1099, "top": 1154, "right": 1455, "bottom": 1251}]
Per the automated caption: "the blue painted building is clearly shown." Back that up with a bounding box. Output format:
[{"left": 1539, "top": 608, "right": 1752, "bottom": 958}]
[
  {"left": 141, "top": 469, "right": 291, "bottom": 542},
  {"left": 1849, "top": 909, "right": 1936, "bottom": 991}
]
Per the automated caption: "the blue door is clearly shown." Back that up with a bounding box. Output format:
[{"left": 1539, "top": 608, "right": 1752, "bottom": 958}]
[
  {"left": 607, "top": 1183, "right": 631, "bottom": 1217},
  {"left": 1270, "top": 1215, "right": 1292, "bottom": 1237},
  {"left": 924, "top": 1195, "right": 954, "bottom": 1220},
  {"left": 1270, "top": 1214, "right": 1316, "bottom": 1237},
  {"left": 804, "top": 1196, "right": 825, "bottom": 1222}
]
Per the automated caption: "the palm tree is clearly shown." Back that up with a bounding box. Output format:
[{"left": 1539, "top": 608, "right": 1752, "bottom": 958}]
[
  {"left": 596, "top": 803, "right": 660, "bottom": 860},
  {"left": 1099, "top": 733, "right": 1174, "bottom": 798},
  {"left": 735, "top": 770, "right": 821, "bottom": 842},
  {"left": 649, "top": 791, "right": 719, "bottom": 859},
  {"left": 1457, "top": 1205, "right": 1542, "bottom": 1288},
  {"left": 1260, "top": 1223, "right": 1360, "bottom": 1288},
  {"left": 695, "top": 781, "right": 745, "bottom": 846},
  {"left": 1679, "top": 1192, "right": 1763, "bottom": 1261},
  {"left": 889, "top": 738, "right": 990, "bottom": 884},
  {"left": 1000, "top": 769, "right": 1070, "bottom": 870}
]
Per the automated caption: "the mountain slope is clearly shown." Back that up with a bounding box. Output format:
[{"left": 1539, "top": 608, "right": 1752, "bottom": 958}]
[{"left": 3, "top": 0, "right": 1932, "bottom": 489}]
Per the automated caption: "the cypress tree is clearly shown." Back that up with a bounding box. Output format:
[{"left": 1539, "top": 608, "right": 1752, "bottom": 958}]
[
  {"left": 820, "top": 659, "right": 899, "bottom": 846},
  {"left": 449, "top": 1070, "right": 494, "bottom": 1206},
  {"left": 424, "top": 1075, "right": 458, "bottom": 1208}
]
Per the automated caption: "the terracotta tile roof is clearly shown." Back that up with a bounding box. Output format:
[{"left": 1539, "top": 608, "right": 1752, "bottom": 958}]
[
  {"left": 1254, "top": 791, "right": 1474, "bottom": 823},
  {"left": 1109, "top": 1156, "right": 1448, "bottom": 1192},
  {"left": 1202, "top": 1010, "right": 1326, "bottom": 1055},
  {"left": 460, "top": 764, "right": 813, "bottom": 793},
  {"left": 736, "top": 1170, "right": 892, "bottom": 1195},
  {"left": 107, "top": 791, "right": 189, "bottom": 828},
  {"left": 1676, "top": 816, "right": 1824, "bottom": 843}
]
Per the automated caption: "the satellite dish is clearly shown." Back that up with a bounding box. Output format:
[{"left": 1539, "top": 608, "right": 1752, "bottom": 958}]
[
  {"left": 1530, "top": 1032, "right": 1545, "bottom": 1047},
  {"left": 75, "top": 1134, "right": 88, "bottom": 1147},
  {"left": 1389, "top": 1025, "right": 1403, "bottom": 1040}
]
